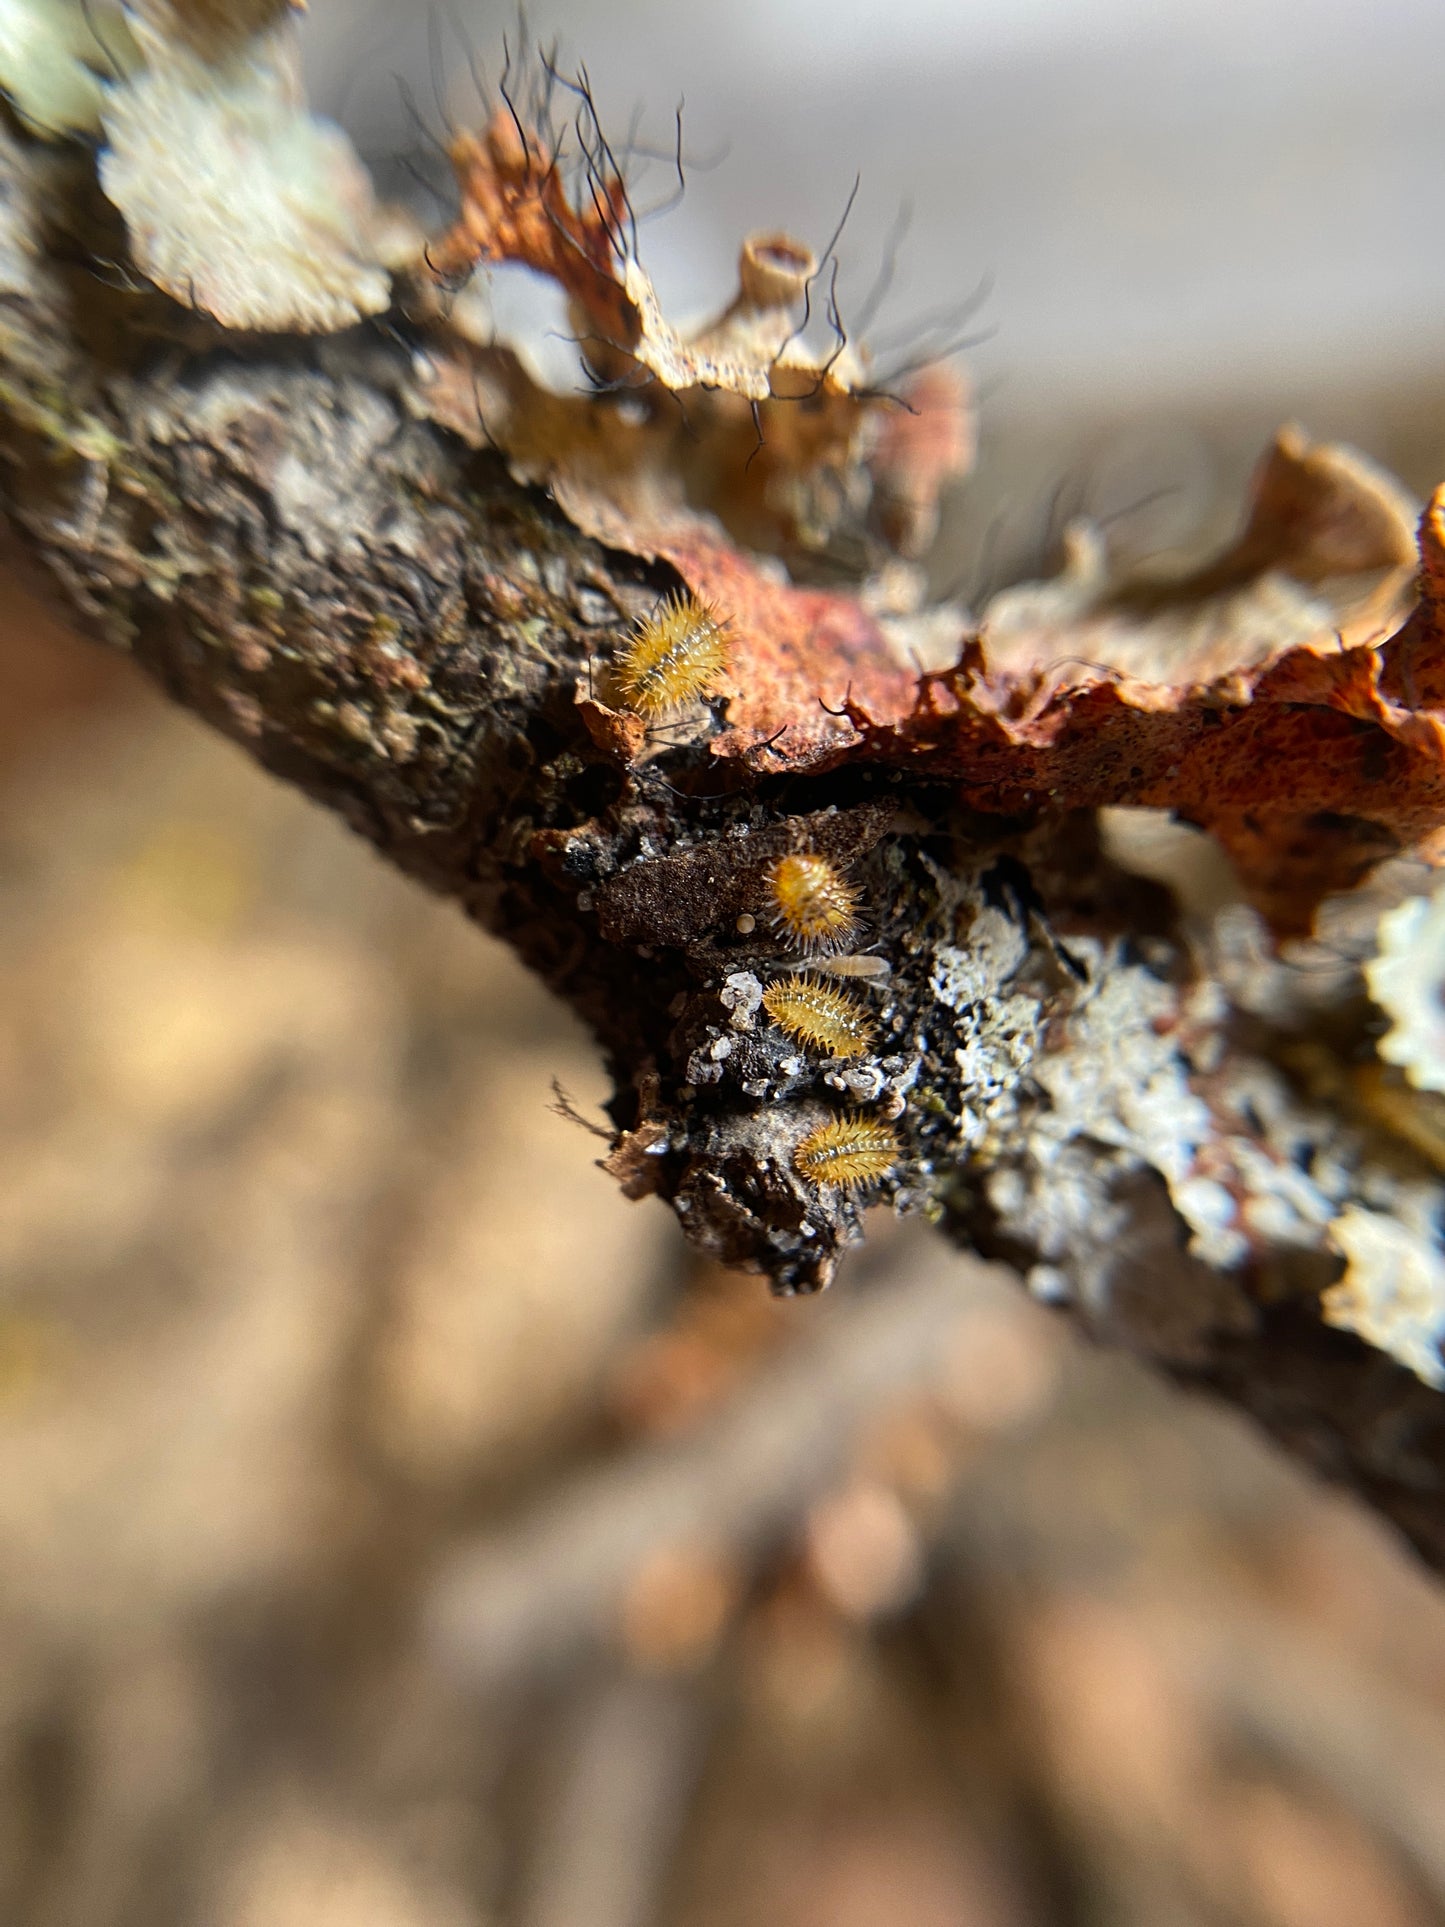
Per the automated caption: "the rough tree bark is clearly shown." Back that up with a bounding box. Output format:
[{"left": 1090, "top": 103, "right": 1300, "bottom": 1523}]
[{"left": 3, "top": 62, "right": 1445, "bottom": 1576}]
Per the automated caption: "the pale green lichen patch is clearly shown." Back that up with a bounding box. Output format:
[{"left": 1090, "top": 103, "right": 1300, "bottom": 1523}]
[
  {"left": 928, "top": 914, "right": 1039, "bottom": 1159},
  {"left": 0, "top": 0, "right": 137, "bottom": 136},
  {"left": 1325, "top": 1199, "right": 1445, "bottom": 1389},
  {"left": 98, "top": 25, "right": 390, "bottom": 332},
  {"left": 1367, "top": 891, "right": 1445, "bottom": 1095},
  {"left": 1029, "top": 946, "right": 1245, "bottom": 1266}
]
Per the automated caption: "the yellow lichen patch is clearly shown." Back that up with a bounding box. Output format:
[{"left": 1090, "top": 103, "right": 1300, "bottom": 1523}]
[
  {"left": 794, "top": 1113, "right": 899, "bottom": 1190},
  {"left": 767, "top": 853, "right": 863, "bottom": 955},
  {"left": 762, "top": 974, "right": 875, "bottom": 1058},
  {"left": 615, "top": 592, "right": 729, "bottom": 718}
]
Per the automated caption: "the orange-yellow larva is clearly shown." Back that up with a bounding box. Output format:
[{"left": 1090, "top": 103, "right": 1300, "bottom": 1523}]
[
  {"left": 762, "top": 973, "right": 876, "bottom": 1058},
  {"left": 615, "top": 591, "right": 729, "bottom": 718},
  {"left": 793, "top": 1113, "right": 900, "bottom": 1190},
  {"left": 766, "top": 852, "right": 863, "bottom": 955}
]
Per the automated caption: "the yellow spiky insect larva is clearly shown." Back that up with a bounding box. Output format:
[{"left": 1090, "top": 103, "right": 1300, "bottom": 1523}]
[
  {"left": 761, "top": 973, "right": 876, "bottom": 1058},
  {"left": 793, "top": 1112, "right": 900, "bottom": 1190},
  {"left": 766, "top": 851, "right": 863, "bottom": 955},
  {"left": 614, "top": 591, "right": 730, "bottom": 718}
]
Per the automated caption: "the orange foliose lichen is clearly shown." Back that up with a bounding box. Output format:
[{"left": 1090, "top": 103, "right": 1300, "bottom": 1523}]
[{"left": 428, "top": 104, "right": 635, "bottom": 347}]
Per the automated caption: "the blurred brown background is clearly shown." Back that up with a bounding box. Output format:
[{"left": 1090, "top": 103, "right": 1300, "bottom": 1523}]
[{"left": 5, "top": 2, "right": 1445, "bottom": 1922}]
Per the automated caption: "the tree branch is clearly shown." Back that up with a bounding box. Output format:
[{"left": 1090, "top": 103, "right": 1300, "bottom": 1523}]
[{"left": 3, "top": 76, "right": 1445, "bottom": 1577}]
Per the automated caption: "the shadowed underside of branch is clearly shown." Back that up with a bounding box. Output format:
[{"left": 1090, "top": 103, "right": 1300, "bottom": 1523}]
[{"left": 3, "top": 61, "right": 1445, "bottom": 1577}]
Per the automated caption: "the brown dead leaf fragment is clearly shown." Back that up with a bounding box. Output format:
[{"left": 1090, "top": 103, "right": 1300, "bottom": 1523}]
[
  {"left": 598, "top": 1071, "right": 671, "bottom": 1199},
  {"left": 1378, "top": 484, "right": 1445, "bottom": 761},
  {"left": 600, "top": 1118, "right": 670, "bottom": 1200}
]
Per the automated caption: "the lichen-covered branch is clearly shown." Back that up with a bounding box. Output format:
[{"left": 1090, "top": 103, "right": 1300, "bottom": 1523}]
[{"left": 4, "top": 15, "right": 1445, "bottom": 1574}]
